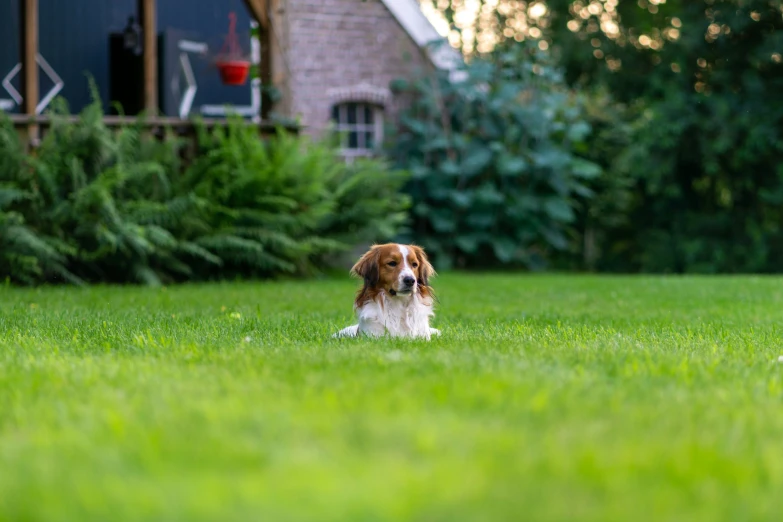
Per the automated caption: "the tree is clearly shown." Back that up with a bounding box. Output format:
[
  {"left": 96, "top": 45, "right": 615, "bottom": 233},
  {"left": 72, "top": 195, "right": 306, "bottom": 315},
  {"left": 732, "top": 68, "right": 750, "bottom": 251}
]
[{"left": 420, "top": 0, "right": 783, "bottom": 273}]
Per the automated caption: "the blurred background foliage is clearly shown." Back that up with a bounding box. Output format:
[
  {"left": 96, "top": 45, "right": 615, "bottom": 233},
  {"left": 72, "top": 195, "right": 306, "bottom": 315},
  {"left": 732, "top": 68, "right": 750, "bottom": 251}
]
[
  {"left": 393, "top": 0, "right": 783, "bottom": 273},
  {"left": 3, "top": 1, "right": 783, "bottom": 283}
]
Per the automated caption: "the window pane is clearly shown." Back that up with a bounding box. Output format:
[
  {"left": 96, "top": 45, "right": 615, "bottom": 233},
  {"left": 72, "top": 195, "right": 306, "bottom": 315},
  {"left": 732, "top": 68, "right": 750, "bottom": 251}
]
[
  {"left": 365, "top": 131, "right": 374, "bottom": 150},
  {"left": 347, "top": 104, "right": 357, "bottom": 124},
  {"left": 357, "top": 104, "right": 365, "bottom": 125},
  {"left": 348, "top": 131, "right": 358, "bottom": 149},
  {"left": 331, "top": 105, "right": 339, "bottom": 122},
  {"left": 365, "top": 105, "right": 374, "bottom": 124}
]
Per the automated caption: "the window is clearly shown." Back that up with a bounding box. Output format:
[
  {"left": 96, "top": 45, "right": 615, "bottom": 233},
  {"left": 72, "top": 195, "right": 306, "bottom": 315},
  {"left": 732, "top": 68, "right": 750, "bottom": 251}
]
[{"left": 331, "top": 102, "right": 383, "bottom": 157}]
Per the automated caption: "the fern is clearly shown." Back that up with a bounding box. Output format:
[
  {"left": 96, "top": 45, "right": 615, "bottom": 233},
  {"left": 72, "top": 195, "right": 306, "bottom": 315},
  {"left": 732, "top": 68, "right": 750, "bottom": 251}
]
[
  {"left": 0, "top": 80, "right": 410, "bottom": 285},
  {"left": 0, "top": 206, "right": 79, "bottom": 285}
]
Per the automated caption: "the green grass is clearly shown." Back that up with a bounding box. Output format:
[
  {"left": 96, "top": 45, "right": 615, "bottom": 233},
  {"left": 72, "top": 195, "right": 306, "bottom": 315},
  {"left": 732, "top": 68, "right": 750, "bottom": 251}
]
[{"left": 2, "top": 274, "right": 783, "bottom": 521}]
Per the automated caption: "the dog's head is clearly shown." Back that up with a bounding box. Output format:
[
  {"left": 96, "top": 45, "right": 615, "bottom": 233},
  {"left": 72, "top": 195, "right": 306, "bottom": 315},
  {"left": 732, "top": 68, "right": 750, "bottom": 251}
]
[{"left": 350, "top": 243, "right": 435, "bottom": 305}]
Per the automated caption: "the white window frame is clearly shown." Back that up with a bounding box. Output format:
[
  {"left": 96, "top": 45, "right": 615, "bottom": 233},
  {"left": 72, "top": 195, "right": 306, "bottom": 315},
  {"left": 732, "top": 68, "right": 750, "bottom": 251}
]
[{"left": 332, "top": 102, "right": 384, "bottom": 158}]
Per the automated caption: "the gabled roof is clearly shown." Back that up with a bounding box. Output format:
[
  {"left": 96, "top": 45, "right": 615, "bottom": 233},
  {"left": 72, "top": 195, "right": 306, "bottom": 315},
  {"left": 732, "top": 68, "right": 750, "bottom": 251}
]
[{"left": 379, "top": 0, "right": 463, "bottom": 75}]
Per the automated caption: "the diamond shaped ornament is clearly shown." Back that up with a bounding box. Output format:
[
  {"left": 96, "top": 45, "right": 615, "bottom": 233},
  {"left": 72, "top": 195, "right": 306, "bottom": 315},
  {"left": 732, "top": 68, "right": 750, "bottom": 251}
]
[{"left": 2, "top": 53, "right": 63, "bottom": 114}]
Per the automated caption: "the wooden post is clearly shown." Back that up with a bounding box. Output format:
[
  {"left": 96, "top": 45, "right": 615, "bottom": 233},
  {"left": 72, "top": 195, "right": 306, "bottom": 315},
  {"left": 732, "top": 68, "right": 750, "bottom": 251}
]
[
  {"left": 242, "top": 0, "right": 273, "bottom": 120},
  {"left": 242, "top": 0, "right": 268, "bottom": 29},
  {"left": 259, "top": 24, "right": 272, "bottom": 120},
  {"left": 138, "top": 0, "right": 158, "bottom": 113},
  {"left": 19, "top": 0, "right": 39, "bottom": 146}
]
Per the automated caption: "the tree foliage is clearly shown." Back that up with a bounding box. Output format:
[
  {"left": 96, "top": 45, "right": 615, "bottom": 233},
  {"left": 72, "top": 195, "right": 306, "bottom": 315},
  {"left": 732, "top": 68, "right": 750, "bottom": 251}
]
[
  {"left": 556, "top": 0, "right": 783, "bottom": 272},
  {"left": 417, "top": 0, "right": 783, "bottom": 273}
]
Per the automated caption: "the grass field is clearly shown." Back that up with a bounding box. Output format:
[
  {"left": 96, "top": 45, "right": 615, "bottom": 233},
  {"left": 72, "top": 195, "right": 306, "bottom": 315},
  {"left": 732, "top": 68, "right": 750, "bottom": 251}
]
[{"left": 2, "top": 274, "right": 783, "bottom": 521}]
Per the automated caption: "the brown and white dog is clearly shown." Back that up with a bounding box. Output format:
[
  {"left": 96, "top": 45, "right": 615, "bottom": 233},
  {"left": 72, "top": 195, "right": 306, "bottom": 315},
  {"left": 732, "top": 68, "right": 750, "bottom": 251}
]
[{"left": 334, "top": 243, "right": 440, "bottom": 339}]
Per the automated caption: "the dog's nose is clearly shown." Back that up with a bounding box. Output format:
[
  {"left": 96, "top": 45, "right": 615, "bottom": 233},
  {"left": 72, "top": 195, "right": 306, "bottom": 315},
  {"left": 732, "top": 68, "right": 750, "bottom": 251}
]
[{"left": 402, "top": 276, "right": 416, "bottom": 287}]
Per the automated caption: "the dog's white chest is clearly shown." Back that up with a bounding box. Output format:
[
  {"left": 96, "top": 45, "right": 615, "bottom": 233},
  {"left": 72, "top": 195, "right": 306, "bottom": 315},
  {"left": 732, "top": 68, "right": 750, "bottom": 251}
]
[
  {"left": 363, "top": 294, "right": 433, "bottom": 337},
  {"left": 335, "top": 292, "right": 438, "bottom": 339}
]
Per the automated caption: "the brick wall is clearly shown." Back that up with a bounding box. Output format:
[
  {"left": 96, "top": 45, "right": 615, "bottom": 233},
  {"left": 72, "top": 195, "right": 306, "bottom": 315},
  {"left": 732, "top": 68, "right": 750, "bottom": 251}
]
[{"left": 280, "top": 0, "right": 431, "bottom": 137}]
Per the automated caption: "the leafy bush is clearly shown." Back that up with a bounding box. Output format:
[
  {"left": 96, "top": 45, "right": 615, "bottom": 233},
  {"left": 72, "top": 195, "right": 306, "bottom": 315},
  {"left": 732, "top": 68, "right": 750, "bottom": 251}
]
[
  {"left": 553, "top": 89, "right": 638, "bottom": 272},
  {"left": 388, "top": 42, "right": 600, "bottom": 270},
  {"left": 600, "top": 90, "right": 783, "bottom": 274},
  {"left": 177, "top": 123, "right": 410, "bottom": 279},
  {"left": 0, "top": 117, "right": 77, "bottom": 284},
  {"left": 0, "top": 90, "right": 409, "bottom": 285}
]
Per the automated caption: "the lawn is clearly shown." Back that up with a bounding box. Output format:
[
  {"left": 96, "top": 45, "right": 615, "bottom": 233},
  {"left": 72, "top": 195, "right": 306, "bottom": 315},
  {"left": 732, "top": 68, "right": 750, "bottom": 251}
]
[{"left": 1, "top": 274, "right": 783, "bottom": 521}]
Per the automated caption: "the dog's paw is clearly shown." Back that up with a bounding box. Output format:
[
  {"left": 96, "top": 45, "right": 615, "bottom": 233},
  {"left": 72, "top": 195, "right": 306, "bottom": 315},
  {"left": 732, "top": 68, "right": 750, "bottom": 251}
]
[
  {"left": 334, "top": 324, "right": 360, "bottom": 338},
  {"left": 429, "top": 328, "right": 441, "bottom": 336}
]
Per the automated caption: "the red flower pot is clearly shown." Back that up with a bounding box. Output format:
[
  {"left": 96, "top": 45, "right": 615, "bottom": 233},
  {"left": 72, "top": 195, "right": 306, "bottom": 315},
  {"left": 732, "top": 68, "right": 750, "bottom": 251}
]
[{"left": 217, "top": 60, "right": 250, "bottom": 86}]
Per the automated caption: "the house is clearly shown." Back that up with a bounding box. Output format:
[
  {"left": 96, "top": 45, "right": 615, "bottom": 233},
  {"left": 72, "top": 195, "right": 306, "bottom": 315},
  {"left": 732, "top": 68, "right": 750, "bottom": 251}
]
[
  {"left": 279, "top": 0, "right": 460, "bottom": 156},
  {"left": 0, "top": 0, "right": 458, "bottom": 155}
]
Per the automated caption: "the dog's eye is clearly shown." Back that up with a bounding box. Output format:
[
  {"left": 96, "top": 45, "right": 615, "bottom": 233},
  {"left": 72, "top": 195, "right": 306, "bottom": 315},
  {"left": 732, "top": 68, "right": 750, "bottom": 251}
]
[
  {"left": 388, "top": 261, "right": 398, "bottom": 267},
  {"left": 412, "top": 263, "right": 419, "bottom": 268}
]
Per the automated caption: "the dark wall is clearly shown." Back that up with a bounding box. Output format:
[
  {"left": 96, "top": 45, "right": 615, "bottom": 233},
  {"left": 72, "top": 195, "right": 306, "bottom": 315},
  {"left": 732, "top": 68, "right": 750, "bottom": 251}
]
[
  {"left": 156, "top": 1, "right": 253, "bottom": 114},
  {"left": 0, "top": 0, "right": 252, "bottom": 115},
  {"left": 0, "top": 1, "right": 21, "bottom": 111}
]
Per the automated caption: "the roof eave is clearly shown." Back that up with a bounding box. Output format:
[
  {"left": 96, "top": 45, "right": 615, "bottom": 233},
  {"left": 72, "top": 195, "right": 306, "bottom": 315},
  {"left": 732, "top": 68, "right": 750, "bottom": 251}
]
[{"left": 378, "top": 0, "right": 466, "bottom": 81}]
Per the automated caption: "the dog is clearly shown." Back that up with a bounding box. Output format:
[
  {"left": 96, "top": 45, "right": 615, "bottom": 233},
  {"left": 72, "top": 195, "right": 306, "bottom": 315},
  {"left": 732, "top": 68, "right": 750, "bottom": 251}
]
[{"left": 334, "top": 243, "right": 440, "bottom": 339}]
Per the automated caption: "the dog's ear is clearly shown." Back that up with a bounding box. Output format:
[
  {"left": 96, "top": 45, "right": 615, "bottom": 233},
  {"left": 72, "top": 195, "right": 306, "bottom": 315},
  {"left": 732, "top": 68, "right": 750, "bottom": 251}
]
[
  {"left": 410, "top": 245, "right": 436, "bottom": 287},
  {"left": 350, "top": 246, "right": 380, "bottom": 287}
]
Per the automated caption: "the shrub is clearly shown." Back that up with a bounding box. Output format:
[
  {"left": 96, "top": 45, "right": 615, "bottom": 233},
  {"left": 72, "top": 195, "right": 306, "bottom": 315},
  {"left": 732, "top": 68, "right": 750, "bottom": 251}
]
[
  {"left": 0, "top": 88, "right": 409, "bottom": 285},
  {"left": 0, "top": 116, "right": 78, "bottom": 284},
  {"left": 553, "top": 89, "right": 638, "bottom": 272},
  {"left": 5, "top": 97, "right": 212, "bottom": 285},
  {"left": 177, "top": 121, "right": 410, "bottom": 279},
  {"left": 388, "top": 42, "right": 601, "bottom": 270},
  {"left": 601, "top": 91, "right": 783, "bottom": 274}
]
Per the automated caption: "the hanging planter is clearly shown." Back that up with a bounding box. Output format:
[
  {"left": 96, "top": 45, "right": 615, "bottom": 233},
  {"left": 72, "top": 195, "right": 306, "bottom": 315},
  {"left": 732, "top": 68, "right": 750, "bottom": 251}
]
[
  {"left": 215, "top": 12, "right": 250, "bottom": 86},
  {"left": 217, "top": 60, "right": 250, "bottom": 85}
]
